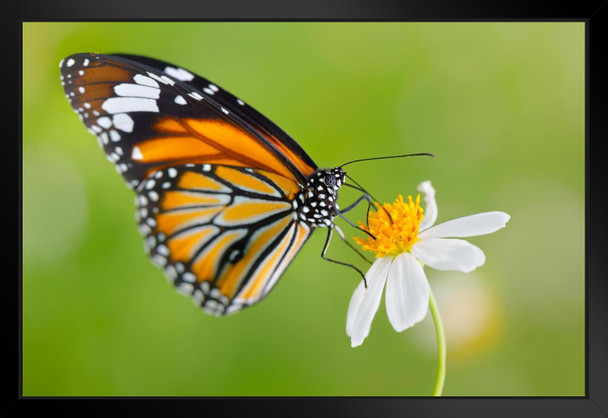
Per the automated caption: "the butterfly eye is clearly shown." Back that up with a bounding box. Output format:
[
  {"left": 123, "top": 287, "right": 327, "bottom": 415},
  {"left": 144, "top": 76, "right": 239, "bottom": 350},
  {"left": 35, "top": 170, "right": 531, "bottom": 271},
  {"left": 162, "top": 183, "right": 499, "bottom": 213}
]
[{"left": 325, "top": 174, "right": 336, "bottom": 186}]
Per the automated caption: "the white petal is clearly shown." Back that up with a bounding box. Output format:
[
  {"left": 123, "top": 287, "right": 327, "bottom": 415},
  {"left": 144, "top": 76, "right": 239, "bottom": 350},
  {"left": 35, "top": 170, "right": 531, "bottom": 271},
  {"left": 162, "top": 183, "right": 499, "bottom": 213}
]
[
  {"left": 418, "top": 180, "right": 437, "bottom": 231},
  {"left": 419, "top": 211, "right": 510, "bottom": 239},
  {"left": 346, "top": 281, "right": 366, "bottom": 337},
  {"left": 346, "top": 256, "right": 392, "bottom": 347},
  {"left": 385, "top": 252, "right": 430, "bottom": 332},
  {"left": 347, "top": 258, "right": 385, "bottom": 338},
  {"left": 411, "top": 238, "right": 486, "bottom": 273}
]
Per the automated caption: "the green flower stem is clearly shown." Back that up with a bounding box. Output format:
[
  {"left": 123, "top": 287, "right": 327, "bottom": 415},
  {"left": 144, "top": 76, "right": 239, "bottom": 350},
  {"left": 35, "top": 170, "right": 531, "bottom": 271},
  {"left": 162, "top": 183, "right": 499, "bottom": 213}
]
[{"left": 429, "top": 288, "right": 446, "bottom": 396}]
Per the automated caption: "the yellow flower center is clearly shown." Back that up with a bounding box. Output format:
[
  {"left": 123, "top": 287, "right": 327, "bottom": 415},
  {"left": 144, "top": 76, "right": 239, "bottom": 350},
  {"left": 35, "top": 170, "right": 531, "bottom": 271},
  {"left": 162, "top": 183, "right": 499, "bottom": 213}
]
[{"left": 354, "top": 194, "right": 425, "bottom": 258}]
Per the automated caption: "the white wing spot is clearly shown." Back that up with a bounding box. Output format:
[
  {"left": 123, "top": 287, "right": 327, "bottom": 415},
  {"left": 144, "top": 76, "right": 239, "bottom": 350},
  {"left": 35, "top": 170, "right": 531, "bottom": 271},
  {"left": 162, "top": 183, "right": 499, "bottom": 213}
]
[
  {"left": 146, "top": 72, "right": 171, "bottom": 86},
  {"left": 96, "top": 117, "right": 112, "bottom": 129},
  {"left": 183, "top": 272, "right": 197, "bottom": 283},
  {"left": 109, "top": 130, "right": 121, "bottom": 142},
  {"left": 174, "top": 95, "right": 187, "bottom": 105},
  {"left": 164, "top": 66, "right": 195, "bottom": 81},
  {"left": 157, "top": 245, "right": 169, "bottom": 256},
  {"left": 114, "top": 83, "right": 161, "bottom": 99},
  {"left": 131, "top": 147, "right": 144, "bottom": 160},
  {"left": 132, "top": 146, "right": 143, "bottom": 160},
  {"left": 134, "top": 74, "right": 160, "bottom": 88},
  {"left": 102, "top": 97, "right": 159, "bottom": 114},
  {"left": 99, "top": 132, "right": 109, "bottom": 145},
  {"left": 164, "top": 265, "right": 177, "bottom": 281},
  {"left": 160, "top": 75, "right": 175, "bottom": 85},
  {"left": 112, "top": 113, "right": 135, "bottom": 132}
]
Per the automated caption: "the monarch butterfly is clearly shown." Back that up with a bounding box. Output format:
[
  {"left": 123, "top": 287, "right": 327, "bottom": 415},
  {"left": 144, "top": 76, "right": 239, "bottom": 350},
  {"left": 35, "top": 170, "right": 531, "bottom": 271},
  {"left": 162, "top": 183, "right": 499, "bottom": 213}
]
[{"left": 59, "top": 53, "right": 429, "bottom": 316}]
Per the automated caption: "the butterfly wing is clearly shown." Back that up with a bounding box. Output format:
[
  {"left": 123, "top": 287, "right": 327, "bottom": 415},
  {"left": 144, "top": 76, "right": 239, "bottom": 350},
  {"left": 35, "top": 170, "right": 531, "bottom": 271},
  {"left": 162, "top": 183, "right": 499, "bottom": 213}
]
[
  {"left": 59, "top": 53, "right": 317, "bottom": 191},
  {"left": 113, "top": 53, "right": 318, "bottom": 180},
  {"left": 137, "top": 163, "right": 311, "bottom": 315},
  {"left": 60, "top": 53, "right": 317, "bottom": 314}
]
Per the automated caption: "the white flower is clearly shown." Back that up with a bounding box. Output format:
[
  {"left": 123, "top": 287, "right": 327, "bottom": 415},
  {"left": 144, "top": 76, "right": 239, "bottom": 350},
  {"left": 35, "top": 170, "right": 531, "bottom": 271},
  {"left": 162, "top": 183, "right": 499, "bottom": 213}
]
[{"left": 347, "top": 181, "right": 510, "bottom": 347}]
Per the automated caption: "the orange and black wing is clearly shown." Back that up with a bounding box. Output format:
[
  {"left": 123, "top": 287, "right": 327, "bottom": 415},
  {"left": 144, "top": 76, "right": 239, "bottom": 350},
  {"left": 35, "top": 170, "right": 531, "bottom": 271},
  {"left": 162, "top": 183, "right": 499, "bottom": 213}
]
[
  {"left": 113, "top": 53, "right": 318, "bottom": 181},
  {"left": 59, "top": 53, "right": 317, "bottom": 190},
  {"left": 136, "top": 163, "right": 311, "bottom": 315},
  {"left": 60, "top": 53, "right": 317, "bottom": 314}
]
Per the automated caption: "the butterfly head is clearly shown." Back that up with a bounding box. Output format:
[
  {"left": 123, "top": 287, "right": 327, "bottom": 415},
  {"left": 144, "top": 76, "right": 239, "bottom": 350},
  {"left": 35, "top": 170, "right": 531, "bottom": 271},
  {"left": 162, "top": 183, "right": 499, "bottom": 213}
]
[
  {"left": 322, "top": 167, "right": 345, "bottom": 189},
  {"left": 294, "top": 167, "right": 345, "bottom": 227}
]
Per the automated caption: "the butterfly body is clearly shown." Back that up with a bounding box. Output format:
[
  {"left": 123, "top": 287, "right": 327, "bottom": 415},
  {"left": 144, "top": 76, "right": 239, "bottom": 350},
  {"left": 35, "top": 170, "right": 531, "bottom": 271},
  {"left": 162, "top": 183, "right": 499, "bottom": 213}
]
[
  {"left": 293, "top": 168, "right": 345, "bottom": 227},
  {"left": 60, "top": 53, "right": 356, "bottom": 316}
]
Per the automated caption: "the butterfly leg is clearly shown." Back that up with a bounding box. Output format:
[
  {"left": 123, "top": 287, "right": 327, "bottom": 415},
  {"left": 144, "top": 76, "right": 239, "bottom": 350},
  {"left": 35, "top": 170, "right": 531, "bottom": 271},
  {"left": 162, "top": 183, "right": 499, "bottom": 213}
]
[
  {"left": 339, "top": 193, "right": 373, "bottom": 229},
  {"left": 336, "top": 205, "right": 377, "bottom": 241},
  {"left": 339, "top": 193, "right": 371, "bottom": 213},
  {"left": 340, "top": 193, "right": 373, "bottom": 222},
  {"left": 340, "top": 183, "right": 378, "bottom": 229},
  {"left": 333, "top": 224, "right": 372, "bottom": 265},
  {"left": 321, "top": 226, "right": 368, "bottom": 288},
  {"left": 343, "top": 180, "right": 393, "bottom": 224}
]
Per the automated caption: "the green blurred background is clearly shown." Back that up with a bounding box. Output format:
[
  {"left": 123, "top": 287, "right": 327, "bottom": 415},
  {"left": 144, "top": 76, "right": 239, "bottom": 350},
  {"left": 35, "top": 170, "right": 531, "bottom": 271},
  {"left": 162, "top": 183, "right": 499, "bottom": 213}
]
[{"left": 22, "top": 22, "right": 584, "bottom": 396}]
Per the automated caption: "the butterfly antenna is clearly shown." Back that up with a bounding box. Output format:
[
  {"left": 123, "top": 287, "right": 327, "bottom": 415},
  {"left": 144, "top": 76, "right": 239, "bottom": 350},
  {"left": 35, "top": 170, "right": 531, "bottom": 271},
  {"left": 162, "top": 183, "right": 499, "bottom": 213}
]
[{"left": 339, "top": 152, "right": 435, "bottom": 169}]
